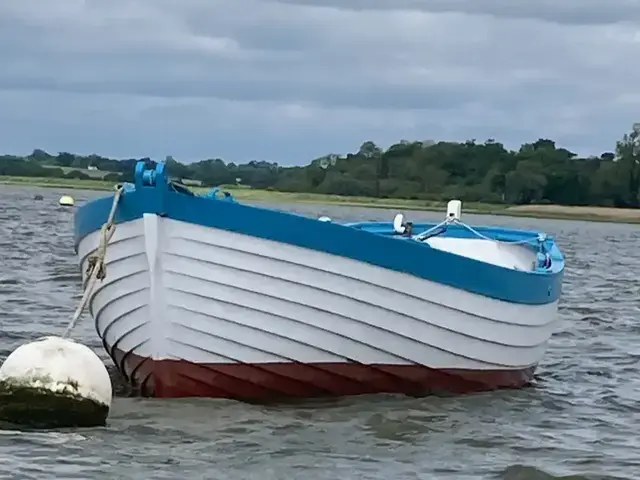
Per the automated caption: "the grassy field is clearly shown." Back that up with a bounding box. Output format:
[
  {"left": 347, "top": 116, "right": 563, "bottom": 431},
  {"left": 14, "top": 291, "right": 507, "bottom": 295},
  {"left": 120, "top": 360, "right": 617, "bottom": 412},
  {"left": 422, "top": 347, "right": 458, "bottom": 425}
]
[
  {"left": 506, "top": 204, "right": 640, "bottom": 222},
  {"left": 2, "top": 175, "right": 639, "bottom": 223},
  {"left": 40, "top": 165, "right": 114, "bottom": 179},
  {"left": 0, "top": 175, "right": 115, "bottom": 190}
]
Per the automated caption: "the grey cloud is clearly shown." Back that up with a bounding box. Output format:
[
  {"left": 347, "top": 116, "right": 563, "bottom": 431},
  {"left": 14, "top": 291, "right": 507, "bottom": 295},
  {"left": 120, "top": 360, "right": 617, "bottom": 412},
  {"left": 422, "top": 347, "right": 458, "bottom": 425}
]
[
  {"left": 0, "top": 0, "right": 638, "bottom": 163},
  {"left": 1, "top": 1, "right": 633, "bottom": 109},
  {"left": 0, "top": 79, "right": 476, "bottom": 112},
  {"left": 271, "top": 0, "right": 640, "bottom": 26}
]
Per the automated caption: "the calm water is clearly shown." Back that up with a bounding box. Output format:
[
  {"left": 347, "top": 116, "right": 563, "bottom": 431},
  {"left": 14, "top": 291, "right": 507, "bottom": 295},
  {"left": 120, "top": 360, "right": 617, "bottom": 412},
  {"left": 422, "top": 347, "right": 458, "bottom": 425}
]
[{"left": 0, "top": 185, "right": 639, "bottom": 480}]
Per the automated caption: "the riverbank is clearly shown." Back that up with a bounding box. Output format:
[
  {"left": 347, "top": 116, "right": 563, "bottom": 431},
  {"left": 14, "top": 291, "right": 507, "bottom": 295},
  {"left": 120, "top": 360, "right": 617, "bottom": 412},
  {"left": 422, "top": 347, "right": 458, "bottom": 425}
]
[
  {"left": 2, "top": 175, "right": 639, "bottom": 223},
  {"left": 0, "top": 175, "right": 115, "bottom": 190}
]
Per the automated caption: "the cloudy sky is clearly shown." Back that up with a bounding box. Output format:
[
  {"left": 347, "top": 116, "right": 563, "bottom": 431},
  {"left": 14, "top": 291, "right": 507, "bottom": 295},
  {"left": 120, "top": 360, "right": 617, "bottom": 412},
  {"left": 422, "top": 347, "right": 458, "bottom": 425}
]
[{"left": 1, "top": 0, "right": 639, "bottom": 165}]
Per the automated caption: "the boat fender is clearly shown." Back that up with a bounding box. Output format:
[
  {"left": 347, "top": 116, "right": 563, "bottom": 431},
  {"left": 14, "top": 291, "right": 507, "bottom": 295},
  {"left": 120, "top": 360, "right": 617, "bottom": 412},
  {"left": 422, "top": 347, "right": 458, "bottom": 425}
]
[
  {"left": 536, "top": 252, "right": 552, "bottom": 269},
  {"left": 0, "top": 336, "right": 112, "bottom": 429},
  {"left": 446, "top": 200, "right": 462, "bottom": 220},
  {"left": 393, "top": 213, "right": 407, "bottom": 234}
]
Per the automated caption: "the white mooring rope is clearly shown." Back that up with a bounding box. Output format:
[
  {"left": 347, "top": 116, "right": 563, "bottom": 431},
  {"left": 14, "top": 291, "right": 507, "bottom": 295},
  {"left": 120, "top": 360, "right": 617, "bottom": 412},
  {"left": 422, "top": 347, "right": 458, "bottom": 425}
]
[{"left": 62, "top": 185, "right": 124, "bottom": 338}]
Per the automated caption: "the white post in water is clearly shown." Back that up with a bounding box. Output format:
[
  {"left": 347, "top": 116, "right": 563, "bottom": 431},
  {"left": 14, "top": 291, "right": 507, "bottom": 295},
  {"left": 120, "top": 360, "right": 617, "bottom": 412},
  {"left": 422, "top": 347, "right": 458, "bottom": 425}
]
[{"left": 0, "top": 336, "right": 112, "bottom": 428}]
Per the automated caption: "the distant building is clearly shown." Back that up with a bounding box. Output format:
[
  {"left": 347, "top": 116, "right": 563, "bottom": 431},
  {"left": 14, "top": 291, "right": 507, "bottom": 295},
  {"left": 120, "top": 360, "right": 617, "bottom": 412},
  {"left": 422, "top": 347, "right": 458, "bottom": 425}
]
[{"left": 87, "top": 165, "right": 99, "bottom": 171}]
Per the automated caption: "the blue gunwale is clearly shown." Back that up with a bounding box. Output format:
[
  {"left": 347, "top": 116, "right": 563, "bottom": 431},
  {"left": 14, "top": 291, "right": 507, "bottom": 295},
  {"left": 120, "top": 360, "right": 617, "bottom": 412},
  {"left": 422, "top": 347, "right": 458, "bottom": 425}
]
[{"left": 74, "top": 162, "right": 564, "bottom": 306}]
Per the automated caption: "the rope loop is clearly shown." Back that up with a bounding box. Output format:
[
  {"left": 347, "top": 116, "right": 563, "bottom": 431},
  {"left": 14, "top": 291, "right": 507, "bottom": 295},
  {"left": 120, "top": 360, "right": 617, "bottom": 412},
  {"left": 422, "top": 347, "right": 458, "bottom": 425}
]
[{"left": 63, "top": 184, "right": 123, "bottom": 338}]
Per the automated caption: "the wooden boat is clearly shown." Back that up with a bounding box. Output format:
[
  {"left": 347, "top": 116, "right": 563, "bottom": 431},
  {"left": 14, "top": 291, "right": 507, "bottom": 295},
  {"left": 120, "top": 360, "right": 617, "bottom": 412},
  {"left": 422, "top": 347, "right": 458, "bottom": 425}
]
[{"left": 74, "top": 161, "right": 564, "bottom": 400}]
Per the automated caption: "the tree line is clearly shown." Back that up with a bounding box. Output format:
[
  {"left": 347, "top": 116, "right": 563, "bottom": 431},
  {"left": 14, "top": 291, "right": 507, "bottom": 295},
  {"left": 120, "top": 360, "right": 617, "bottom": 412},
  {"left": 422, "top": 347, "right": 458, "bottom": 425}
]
[{"left": 1, "top": 125, "right": 639, "bottom": 207}]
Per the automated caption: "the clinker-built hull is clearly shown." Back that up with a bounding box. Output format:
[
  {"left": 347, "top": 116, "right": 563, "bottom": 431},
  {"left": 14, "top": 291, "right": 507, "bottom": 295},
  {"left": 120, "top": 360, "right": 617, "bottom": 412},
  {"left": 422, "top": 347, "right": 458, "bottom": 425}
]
[{"left": 74, "top": 161, "right": 564, "bottom": 400}]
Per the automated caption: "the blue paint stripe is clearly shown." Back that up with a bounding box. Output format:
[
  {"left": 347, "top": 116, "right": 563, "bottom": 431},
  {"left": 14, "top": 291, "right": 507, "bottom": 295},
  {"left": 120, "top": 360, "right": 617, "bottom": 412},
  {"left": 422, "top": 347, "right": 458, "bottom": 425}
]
[{"left": 74, "top": 164, "right": 564, "bottom": 306}]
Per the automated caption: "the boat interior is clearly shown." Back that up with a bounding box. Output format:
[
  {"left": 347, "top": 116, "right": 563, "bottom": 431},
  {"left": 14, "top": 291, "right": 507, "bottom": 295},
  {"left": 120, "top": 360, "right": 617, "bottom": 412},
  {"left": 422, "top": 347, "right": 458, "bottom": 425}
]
[
  {"left": 171, "top": 181, "right": 550, "bottom": 273},
  {"left": 345, "top": 202, "right": 550, "bottom": 273},
  {"left": 353, "top": 222, "right": 539, "bottom": 272}
]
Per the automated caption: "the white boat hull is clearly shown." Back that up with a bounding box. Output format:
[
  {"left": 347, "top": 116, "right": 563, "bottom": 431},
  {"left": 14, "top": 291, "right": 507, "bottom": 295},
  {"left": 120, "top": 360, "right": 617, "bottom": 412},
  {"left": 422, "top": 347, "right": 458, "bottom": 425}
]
[{"left": 77, "top": 214, "right": 559, "bottom": 399}]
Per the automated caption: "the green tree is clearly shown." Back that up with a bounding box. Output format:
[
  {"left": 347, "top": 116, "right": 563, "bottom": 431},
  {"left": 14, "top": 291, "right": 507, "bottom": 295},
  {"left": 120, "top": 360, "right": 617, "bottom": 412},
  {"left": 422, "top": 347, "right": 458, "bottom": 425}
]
[{"left": 3, "top": 124, "right": 640, "bottom": 210}]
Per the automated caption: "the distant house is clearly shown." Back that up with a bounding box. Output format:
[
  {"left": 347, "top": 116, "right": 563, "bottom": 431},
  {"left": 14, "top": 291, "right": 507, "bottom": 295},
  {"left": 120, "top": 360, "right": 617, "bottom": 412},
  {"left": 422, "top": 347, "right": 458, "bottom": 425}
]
[{"left": 87, "top": 165, "right": 99, "bottom": 171}]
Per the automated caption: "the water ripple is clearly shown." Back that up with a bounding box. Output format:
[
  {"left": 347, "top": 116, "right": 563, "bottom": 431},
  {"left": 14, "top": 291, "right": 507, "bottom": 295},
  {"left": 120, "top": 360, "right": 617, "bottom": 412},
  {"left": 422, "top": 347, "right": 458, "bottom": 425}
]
[{"left": 0, "top": 187, "right": 638, "bottom": 479}]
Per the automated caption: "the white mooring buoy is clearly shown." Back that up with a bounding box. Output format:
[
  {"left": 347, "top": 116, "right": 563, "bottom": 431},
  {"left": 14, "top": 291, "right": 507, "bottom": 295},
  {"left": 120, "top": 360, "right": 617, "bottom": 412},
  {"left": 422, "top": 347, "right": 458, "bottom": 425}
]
[
  {"left": 0, "top": 336, "right": 112, "bottom": 429},
  {"left": 58, "top": 195, "right": 75, "bottom": 207}
]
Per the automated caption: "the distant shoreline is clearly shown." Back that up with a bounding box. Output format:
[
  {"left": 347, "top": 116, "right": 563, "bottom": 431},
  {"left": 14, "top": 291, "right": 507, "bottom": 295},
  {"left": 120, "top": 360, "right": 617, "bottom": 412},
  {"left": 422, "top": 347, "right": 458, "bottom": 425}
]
[{"left": 2, "top": 175, "right": 639, "bottom": 224}]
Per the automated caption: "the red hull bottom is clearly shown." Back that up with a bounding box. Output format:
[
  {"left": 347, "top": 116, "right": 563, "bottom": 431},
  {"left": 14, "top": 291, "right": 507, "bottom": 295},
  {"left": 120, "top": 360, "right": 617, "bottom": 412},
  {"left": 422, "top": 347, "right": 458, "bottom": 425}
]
[{"left": 112, "top": 348, "right": 536, "bottom": 400}]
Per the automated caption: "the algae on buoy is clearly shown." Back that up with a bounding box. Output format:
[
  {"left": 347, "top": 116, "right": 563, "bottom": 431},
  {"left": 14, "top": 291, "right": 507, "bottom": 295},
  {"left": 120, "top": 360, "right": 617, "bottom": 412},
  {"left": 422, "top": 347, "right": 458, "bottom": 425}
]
[
  {"left": 58, "top": 195, "right": 74, "bottom": 207},
  {"left": 0, "top": 336, "right": 112, "bottom": 429}
]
